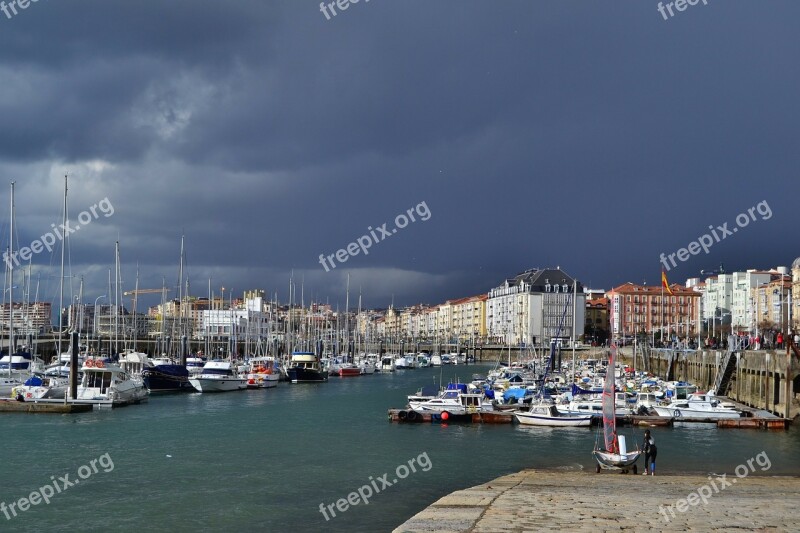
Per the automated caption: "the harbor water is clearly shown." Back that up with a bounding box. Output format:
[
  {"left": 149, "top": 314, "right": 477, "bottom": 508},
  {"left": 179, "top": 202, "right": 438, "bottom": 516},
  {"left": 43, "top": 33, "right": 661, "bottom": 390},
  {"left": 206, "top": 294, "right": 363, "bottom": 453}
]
[{"left": 1, "top": 364, "right": 799, "bottom": 532}]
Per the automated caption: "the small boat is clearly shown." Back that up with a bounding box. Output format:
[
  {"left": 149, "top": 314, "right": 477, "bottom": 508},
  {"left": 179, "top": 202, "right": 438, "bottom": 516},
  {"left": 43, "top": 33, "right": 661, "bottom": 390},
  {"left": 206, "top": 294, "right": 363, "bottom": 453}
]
[
  {"left": 394, "top": 355, "right": 410, "bottom": 369},
  {"left": 358, "top": 359, "right": 376, "bottom": 375},
  {"left": 189, "top": 361, "right": 248, "bottom": 393},
  {"left": 338, "top": 364, "right": 361, "bottom": 377},
  {"left": 245, "top": 356, "right": 280, "bottom": 389},
  {"left": 185, "top": 356, "right": 207, "bottom": 376},
  {"left": 287, "top": 352, "right": 328, "bottom": 383},
  {"left": 430, "top": 354, "right": 442, "bottom": 367},
  {"left": 410, "top": 383, "right": 492, "bottom": 415},
  {"left": 76, "top": 358, "right": 149, "bottom": 406},
  {"left": 592, "top": 346, "right": 641, "bottom": 473},
  {"left": 514, "top": 402, "right": 592, "bottom": 427},
  {"left": 379, "top": 355, "right": 395, "bottom": 372},
  {"left": 652, "top": 391, "right": 741, "bottom": 419},
  {"left": 12, "top": 376, "right": 68, "bottom": 400},
  {"left": 416, "top": 353, "right": 430, "bottom": 368}
]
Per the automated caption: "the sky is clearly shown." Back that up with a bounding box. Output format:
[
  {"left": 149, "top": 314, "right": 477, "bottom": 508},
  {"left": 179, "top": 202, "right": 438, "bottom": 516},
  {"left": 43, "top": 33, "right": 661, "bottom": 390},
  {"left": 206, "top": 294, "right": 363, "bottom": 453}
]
[{"left": 0, "top": 0, "right": 797, "bottom": 313}]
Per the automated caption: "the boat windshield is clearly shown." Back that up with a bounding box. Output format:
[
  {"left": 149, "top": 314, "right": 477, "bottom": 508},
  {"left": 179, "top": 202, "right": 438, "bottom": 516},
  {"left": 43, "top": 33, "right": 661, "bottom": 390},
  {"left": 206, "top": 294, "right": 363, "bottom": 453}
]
[
  {"left": 202, "top": 368, "right": 233, "bottom": 376},
  {"left": 83, "top": 372, "right": 112, "bottom": 390}
]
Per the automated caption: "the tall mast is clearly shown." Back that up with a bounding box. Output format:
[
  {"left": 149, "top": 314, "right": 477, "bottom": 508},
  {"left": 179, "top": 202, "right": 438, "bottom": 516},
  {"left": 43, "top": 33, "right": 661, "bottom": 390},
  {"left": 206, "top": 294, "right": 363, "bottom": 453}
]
[
  {"left": 133, "top": 266, "right": 140, "bottom": 352},
  {"left": 57, "top": 175, "right": 67, "bottom": 358},
  {"left": 9, "top": 182, "right": 15, "bottom": 359}
]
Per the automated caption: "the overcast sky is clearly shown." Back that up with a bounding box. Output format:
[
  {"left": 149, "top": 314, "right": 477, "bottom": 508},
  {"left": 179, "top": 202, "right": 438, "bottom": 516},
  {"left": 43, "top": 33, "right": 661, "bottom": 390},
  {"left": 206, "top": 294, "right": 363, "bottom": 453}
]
[{"left": 0, "top": 1, "right": 797, "bottom": 312}]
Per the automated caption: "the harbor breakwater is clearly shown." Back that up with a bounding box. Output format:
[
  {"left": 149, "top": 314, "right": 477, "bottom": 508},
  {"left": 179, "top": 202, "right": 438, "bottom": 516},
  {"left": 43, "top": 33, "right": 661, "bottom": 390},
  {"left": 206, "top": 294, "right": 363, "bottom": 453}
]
[{"left": 637, "top": 345, "right": 800, "bottom": 420}]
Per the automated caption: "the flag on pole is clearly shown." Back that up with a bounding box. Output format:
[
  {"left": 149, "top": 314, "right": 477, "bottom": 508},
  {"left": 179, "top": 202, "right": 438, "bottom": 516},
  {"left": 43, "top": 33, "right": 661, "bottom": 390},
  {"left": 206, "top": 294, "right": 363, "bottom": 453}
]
[{"left": 661, "top": 269, "right": 673, "bottom": 295}]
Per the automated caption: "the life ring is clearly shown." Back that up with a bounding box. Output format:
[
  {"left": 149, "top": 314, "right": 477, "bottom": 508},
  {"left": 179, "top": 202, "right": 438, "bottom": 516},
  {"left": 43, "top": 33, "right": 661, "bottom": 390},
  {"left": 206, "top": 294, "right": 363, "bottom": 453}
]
[
  {"left": 398, "top": 410, "right": 408, "bottom": 421},
  {"left": 85, "top": 359, "right": 95, "bottom": 368},
  {"left": 406, "top": 410, "right": 418, "bottom": 422},
  {"left": 95, "top": 360, "right": 105, "bottom": 368},
  {"left": 673, "top": 409, "right": 681, "bottom": 417}
]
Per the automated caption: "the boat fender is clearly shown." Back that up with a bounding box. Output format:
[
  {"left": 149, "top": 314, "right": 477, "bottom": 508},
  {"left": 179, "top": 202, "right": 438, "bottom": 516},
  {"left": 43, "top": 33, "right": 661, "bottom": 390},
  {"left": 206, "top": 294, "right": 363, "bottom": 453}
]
[
  {"left": 673, "top": 409, "right": 681, "bottom": 418},
  {"left": 398, "top": 410, "right": 408, "bottom": 421},
  {"left": 441, "top": 411, "right": 450, "bottom": 421},
  {"left": 406, "top": 411, "right": 418, "bottom": 422}
]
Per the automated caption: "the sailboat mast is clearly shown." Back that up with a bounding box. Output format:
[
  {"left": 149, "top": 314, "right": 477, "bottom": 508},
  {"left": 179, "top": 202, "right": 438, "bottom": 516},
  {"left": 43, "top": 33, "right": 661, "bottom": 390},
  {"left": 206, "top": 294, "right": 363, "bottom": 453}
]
[
  {"left": 57, "top": 175, "right": 67, "bottom": 359},
  {"left": 9, "top": 182, "right": 15, "bottom": 359}
]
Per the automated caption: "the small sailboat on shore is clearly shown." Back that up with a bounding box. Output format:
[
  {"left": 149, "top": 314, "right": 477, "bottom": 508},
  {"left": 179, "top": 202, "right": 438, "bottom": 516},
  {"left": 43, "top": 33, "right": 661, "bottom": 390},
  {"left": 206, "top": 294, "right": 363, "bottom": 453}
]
[{"left": 592, "top": 345, "right": 641, "bottom": 473}]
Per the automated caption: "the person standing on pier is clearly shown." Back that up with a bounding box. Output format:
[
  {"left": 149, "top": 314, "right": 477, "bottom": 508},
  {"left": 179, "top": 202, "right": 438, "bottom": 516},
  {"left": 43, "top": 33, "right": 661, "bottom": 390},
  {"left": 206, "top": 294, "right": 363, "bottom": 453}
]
[{"left": 642, "top": 430, "right": 657, "bottom": 475}]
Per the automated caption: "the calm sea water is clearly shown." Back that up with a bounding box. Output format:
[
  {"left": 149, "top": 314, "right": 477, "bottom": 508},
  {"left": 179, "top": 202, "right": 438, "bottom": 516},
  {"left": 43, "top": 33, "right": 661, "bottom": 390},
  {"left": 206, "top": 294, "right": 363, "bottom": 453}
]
[{"left": 1, "top": 364, "right": 798, "bottom": 532}]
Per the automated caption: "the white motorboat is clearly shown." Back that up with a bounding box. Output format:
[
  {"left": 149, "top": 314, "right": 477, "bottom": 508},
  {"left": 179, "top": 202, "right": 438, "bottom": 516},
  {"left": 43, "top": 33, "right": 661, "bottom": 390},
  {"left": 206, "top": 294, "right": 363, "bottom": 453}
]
[
  {"left": 515, "top": 402, "right": 592, "bottom": 427},
  {"left": 416, "top": 353, "right": 430, "bottom": 368},
  {"left": 430, "top": 354, "right": 442, "bottom": 367},
  {"left": 410, "top": 384, "right": 492, "bottom": 415},
  {"left": 394, "top": 356, "right": 410, "bottom": 369},
  {"left": 0, "top": 351, "right": 46, "bottom": 378},
  {"left": 358, "top": 360, "right": 376, "bottom": 375},
  {"left": 189, "top": 361, "right": 248, "bottom": 392},
  {"left": 652, "top": 392, "right": 741, "bottom": 419},
  {"left": 379, "top": 355, "right": 395, "bottom": 372},
  {"left": 245, "top": 356, "right": 280, "bottom": 389},
  {"left": 185, "top": 356, "right": 207, "bottom": 376},
  {"left": 76, "top": 358, "right": 149, "bottom": 406}
]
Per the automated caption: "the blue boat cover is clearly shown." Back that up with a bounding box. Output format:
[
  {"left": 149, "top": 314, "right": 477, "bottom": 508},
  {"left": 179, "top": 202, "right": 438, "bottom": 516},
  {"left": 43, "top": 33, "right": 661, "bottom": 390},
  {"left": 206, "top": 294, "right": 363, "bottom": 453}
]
[
  {"left": 446, "top": 383, "right": 468, "bottom": 393},
  {"left": 24, "top": 376, "right": 43, "bottom": 386}
]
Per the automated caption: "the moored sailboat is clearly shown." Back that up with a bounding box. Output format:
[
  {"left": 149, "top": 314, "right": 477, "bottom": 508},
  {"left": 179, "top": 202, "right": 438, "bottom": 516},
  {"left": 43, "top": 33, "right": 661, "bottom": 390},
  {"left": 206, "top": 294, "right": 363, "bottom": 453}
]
[{"left": 592, "top": 345, "right": 641, "bottom": 473}]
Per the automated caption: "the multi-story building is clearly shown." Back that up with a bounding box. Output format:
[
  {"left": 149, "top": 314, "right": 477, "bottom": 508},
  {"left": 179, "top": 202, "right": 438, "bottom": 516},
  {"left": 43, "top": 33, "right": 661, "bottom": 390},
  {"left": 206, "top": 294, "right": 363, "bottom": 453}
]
[
  {"left": 486, "top": 268, "right": 585, "bottom": 345},
  {"left": 584, "top": 297, "right": 609, "bottom": 344},
  {"left": 752, "top": 275, "right": 792, "bottom": 332},
  {"left": 450, "top": 294, "right": 487, "bottom": 342},
  {"left": 1, "top": 302, "right": 52, "bottom": 335},
  {"left": 730, "top": 271, "right": 775, "bottom": 330},
  {"left": 606, "top": 282, "right": 700, "bottom": 340}
]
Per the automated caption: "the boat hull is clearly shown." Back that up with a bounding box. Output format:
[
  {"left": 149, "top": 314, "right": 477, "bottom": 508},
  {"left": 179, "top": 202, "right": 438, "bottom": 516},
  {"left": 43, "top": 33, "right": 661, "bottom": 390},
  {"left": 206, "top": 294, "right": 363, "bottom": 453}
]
[
  {"left": 514, "top": 411, "right": 592, "bottom": 427},
  {"left": 142, "top": 365, "right": 194, "bottom": 393},
  {"left": 246, "top": 373, "right": 280, "bottom": 389},
  {"left": 652, "top": 406, "right": 741, "bottom": 419},
  {"left": 287, "top": 368, "right": 328, "bottom": 383},
  {"left": 189, "top": 377, "right": 248, "bottom": 393}
]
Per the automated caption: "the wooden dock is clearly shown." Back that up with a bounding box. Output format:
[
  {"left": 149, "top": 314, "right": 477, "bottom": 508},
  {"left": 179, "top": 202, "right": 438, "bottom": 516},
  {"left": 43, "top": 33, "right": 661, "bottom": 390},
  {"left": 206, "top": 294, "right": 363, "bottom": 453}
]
[
  {"left": 0, "top": 399, "right": 94, "bottom": 414},
  {"left": 388, "top": 408, "right": 787, "bottom": 429}
]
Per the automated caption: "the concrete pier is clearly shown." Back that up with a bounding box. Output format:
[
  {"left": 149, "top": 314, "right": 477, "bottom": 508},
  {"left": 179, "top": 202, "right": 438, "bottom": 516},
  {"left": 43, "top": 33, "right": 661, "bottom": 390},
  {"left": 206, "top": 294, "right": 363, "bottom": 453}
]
[{"left": 394, "top": 469, "right": 799, "bottom": 532}]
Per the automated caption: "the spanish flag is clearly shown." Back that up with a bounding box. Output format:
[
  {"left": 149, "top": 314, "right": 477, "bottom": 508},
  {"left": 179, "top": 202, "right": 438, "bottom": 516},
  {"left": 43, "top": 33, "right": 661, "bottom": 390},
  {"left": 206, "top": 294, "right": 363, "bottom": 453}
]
[{"left": 661, "top": 269, "right": 673, "bottom": 295}]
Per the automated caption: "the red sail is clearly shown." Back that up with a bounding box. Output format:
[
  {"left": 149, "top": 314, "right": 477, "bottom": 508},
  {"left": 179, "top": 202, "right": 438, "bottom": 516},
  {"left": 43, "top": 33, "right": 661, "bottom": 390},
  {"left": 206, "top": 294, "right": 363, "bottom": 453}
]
[{"left": 602, "top": 345, "right": 618, "bottom": 453}]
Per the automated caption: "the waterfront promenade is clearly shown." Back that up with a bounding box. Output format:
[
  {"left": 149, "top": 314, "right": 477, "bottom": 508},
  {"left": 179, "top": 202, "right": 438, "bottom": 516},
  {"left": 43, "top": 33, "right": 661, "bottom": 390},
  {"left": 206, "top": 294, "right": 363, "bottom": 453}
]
[{"left": 394, "top": 469, "right": 798, "bottom": 532}]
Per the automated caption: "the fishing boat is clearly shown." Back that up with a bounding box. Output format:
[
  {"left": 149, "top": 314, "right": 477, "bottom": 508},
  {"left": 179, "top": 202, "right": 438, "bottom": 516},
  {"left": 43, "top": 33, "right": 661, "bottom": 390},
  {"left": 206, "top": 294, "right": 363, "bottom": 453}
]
[
  {"left": 245, "top": 356, "right": 280, "bottom": 389},
  {"left": 592, "top": 345, "right": 641, "bottom": 473},
  {"left": 286, "top": 351, "right": 327, "bottom": 383},
  {"left": 188, "top": 360, "right": 248, "bottom": 393}
]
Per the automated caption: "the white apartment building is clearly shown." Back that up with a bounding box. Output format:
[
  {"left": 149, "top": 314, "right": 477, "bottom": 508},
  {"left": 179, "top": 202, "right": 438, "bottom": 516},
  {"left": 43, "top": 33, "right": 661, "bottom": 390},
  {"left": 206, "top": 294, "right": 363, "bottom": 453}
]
[{"left": 486, "top": 268, "right": 585, "bottom": 345}]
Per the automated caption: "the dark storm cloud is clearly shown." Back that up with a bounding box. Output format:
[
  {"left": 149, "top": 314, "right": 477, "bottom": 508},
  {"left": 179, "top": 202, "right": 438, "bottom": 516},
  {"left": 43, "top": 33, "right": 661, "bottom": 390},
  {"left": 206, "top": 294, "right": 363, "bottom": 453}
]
[{"left": 0, "top": 1, "right": 798, "bottom": 308}]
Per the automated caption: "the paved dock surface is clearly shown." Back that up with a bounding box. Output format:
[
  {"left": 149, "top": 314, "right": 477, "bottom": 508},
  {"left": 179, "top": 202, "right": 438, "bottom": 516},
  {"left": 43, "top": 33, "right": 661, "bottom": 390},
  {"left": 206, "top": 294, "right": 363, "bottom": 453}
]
[{"left": 394, "top": 469, "right": 798, "bottom": 532}]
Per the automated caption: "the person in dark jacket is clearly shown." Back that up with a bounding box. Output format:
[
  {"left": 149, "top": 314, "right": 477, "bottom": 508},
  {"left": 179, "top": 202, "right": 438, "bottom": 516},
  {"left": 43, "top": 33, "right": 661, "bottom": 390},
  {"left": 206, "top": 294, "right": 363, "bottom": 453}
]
[{"left": 642, "top": 430, "right": 657, "bottom": 475}]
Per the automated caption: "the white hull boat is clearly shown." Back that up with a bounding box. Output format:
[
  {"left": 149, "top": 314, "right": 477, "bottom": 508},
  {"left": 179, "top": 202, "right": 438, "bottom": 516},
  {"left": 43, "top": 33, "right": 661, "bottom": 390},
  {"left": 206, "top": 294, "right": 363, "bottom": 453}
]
[
  {"left": 189, "top": 361, "right": 247, "bottom": 393},
  {"left": 515, "top": 403, "right": 592, "bottom": 427}
]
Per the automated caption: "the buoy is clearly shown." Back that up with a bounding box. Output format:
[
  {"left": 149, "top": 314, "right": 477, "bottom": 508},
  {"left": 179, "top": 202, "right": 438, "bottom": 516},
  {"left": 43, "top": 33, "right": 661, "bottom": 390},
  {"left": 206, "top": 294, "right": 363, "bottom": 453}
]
[{"left": 441, "top": 411, "right": 450, "bottom": 421}]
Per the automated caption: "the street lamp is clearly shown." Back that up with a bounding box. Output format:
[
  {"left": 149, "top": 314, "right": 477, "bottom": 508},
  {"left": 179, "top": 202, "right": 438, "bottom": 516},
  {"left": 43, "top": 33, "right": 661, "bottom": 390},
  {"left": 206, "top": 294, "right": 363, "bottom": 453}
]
[{"left": 94, "top": 295, "right": 107, "bottom": 353}]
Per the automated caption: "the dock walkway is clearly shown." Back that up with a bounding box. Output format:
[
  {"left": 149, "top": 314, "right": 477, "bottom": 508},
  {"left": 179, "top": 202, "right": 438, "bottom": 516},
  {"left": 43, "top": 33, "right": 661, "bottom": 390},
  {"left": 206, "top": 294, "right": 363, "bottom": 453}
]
[{"left": 394, "top": 469, "right": 798, "bottom": 532}]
